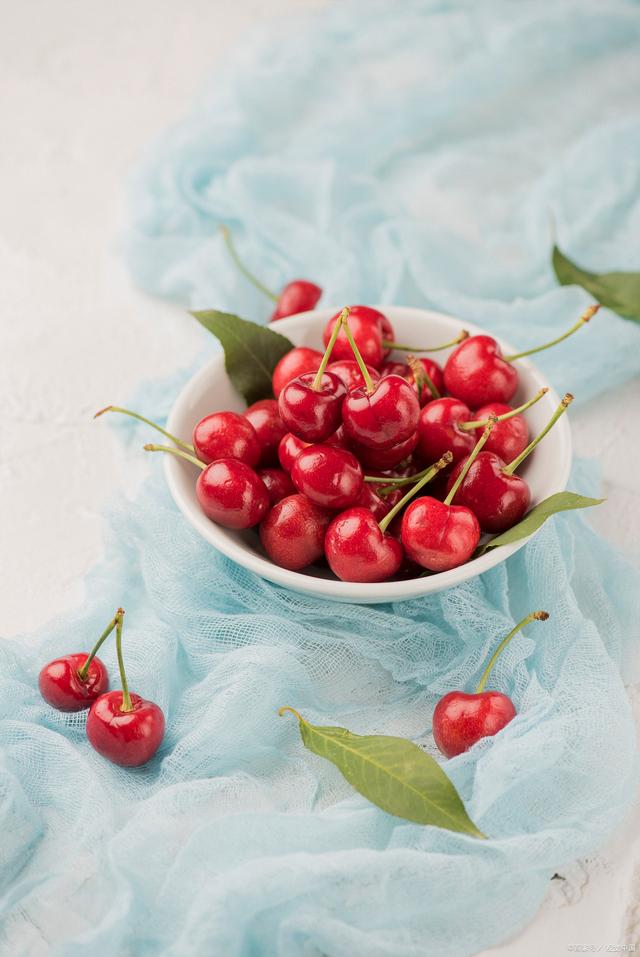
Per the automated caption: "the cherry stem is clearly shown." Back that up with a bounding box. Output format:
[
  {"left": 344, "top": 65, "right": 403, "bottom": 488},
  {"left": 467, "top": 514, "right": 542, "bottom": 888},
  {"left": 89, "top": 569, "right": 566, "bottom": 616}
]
[
  {"left": 444, "top": 417, "right": 497, "bottom": 506},
  {"left": 503, "top": 394, "right": 573, "bottom": 475},
  {"left": 220, "top": 225, "right": 279, "bottom": 303},
  {"left": 407, "top": 354, "right": 441, "bottom": 400},
  {"left": 312, "top": 306, "right": 350, "bottom": 390},
  {"left": 114, "top": 610, "right": 133, "bottom": 713},
  {"left": 364, "top": 464, "right": 433, "bottom": 486},
  {"left": 503, "top": 304, "right": 599, "bottom": 362},
  {"left": 475, "top": 611, "right": 549, "bottom": 693},
  {"left": 278, "top": 705, "right": 303, "bottom": 721},
  {"left": 95, "top": 406, "right": 194, "bottom": 453},
  {"left": 382, "top": 330, "right": 469, "bottom": 352},
  {"left": 144, "top": 443, "right": 207, "bottom": 470},
  {"left": 340, "top": 311, "right": 376, "bottom": 393},
  {"left": 458, "top": 388, "right": 548, "bottom": 431},
  {"left": 76, "top": 608, "right": 123, "bottom": 681},
  {"left": 378, "top": 452, "right": 453, "bottom": 533}
]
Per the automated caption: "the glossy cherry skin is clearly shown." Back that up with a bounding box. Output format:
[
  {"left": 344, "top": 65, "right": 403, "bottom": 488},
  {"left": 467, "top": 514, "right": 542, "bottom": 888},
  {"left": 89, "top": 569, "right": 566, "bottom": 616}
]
[
  {"left": 351, "top": 430, "right": 418, "bottom": 471},
  {"left": 196, "top": 459, "right": 270, "bottom": 529},
  {"left": 257, "top": 467, "right": 295, "bottom": 505},
  {"left": 278, "top": 371, "right": 346, "bottom": 442},
  {"left": 380, "top": 360, "right": 409, "bottom": 378},
  {"left": 39, "top": 653, "right": 109, "bottom": 711},
  {"left": 291, "top": 445, "right": 363, "bottom": 509},
  {"left": 272, "top": 347, "right": 323, "bottom": 399},
  {"left": 278, "top": 432, "right": 309, "bottom": 472},
  {"left": 343, "top": 375, "right": 420, "bottom": 450},
  {"left": 259, "top": 494, "right": 333, "bottom": 570},
  {"left": 270, "top": 280, "right": 322, "bottom": 322},
  {"left": 322, "top": 307, "right": 386, "bottom": 368},
  {"left": 444, "top": 335, "right": 518, "bottom": 407},
  {"left": 472, "top": 402, "right": 529, "bottom": 462},
  {"left": 415, "top": 397, "right": 475, "bottom": 466},
  {"left": 445, "top": 451, "right": 530, "bottom": 533},
  {"left": 193, "top": 411, "right": 261, "bottom": 467},
  {"left": 86, "top": 691, "right": 165, "bottom": 767},
  {"left": 325, "top": 507, "right": 403, "bottom": 582},
  {"left": 356, "top": 483, "right": 403, "bottom": 521},
  {"left": 326, "top": 359, "right": 381, "bottom": 393},
  {"left": 432, "top": 690, "right": 516, "bottom": 757},
  {"left": 407, "top": 357, "right": 445, "bottom": 404},
  {"left": 401, "top": 496, "right": 480, "bottom": 571},
  {"left": 244, "top": 399, "right": 287, "bottom": 465}
]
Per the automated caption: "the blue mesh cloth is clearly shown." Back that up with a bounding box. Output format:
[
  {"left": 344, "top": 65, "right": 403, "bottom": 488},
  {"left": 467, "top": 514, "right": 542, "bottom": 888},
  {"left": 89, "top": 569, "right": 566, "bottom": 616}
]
[{"left": 2, "top": 2, "right": 640, "bottom": 955}]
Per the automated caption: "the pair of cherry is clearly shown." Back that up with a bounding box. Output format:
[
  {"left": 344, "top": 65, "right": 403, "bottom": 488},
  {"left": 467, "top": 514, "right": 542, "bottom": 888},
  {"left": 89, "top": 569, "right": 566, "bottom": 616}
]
[{"left": 39, "top": 609, "right": 164, "bottom": 767}]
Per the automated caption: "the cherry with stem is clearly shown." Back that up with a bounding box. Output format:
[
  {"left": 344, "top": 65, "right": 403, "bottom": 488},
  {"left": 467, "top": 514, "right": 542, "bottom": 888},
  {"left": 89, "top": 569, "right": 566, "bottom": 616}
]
[
  {"left": 377, "top": 453, "right": 454, "bottom": 534},
  {"left": 407, "top": 354, "right": 441, "bottom": 401},
  {"left": 502, "top": 393, "right": 573, "bottom": 474}
]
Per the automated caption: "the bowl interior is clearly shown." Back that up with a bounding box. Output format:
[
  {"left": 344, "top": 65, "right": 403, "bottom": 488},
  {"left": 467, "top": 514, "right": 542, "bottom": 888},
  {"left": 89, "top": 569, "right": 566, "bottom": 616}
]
[{"left": 164, "top": 307, "right": 572, "bottom": 603}]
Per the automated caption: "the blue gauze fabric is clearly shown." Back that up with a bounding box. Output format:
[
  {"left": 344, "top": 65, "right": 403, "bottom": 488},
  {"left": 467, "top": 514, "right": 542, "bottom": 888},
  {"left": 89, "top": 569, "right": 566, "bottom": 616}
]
[{"left": 2, "top": 2, "right": 640, "bottom": 956}]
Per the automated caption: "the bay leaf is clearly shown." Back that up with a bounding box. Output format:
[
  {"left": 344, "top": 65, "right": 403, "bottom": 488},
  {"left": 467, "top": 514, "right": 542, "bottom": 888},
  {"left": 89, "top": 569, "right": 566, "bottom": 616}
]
[
  {"left": 280, "top": 708, "right": 485, "bottom": 838},
  {"left": 192, "top": 310, "right": 294, "bottom": 404},
  {"left": 476, "top": 491, "right": 604, "bottom": 556},
  {"left": 552, "top": 245, "right": 640, "bottom": 323}
]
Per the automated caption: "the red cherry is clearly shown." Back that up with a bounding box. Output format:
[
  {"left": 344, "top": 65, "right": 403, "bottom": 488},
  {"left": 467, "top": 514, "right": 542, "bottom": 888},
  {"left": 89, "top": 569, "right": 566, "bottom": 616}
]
[
  {"left": 193, "top": 411, "right": 261, "bottom": 467},
  {"left": 326, "top": 359, "right": 381, "bottom": 393},
  {"left": 196, "top": 459, "right": 270, "bottom": 528},
  {"left": 244, "top": 399, "right": 287, "bottom": 465},
  {"left": 432, "top": 611, "right": 549, "bottom": 757},
  {"left": 324, "top": 424, "right": 351, "bottom": 450},
  {"left": 343, "top": 375, "right": 420, "bottom": 450},
  {"left": 445, "top": 451, "right": 530, "bottom": 533},
  {"left": 278, "top": 371, "right": 346, "bottom": 442},
  {"left": 406, "top": 356, "right": 445, "bottom": 404},
  {"left": 433, "top": 691, "right": 516, "bottom": 758},
  {"left": 380, "top": 360, "right": 409, "bottom": 378},
  {"left": 322, "top": 308, "right": 386, "bottom": 368},
  {"left": 272, "top": 347, "right": 323, "bottom": 399},
  {"left": 39, "top": 653, "right": 108, "bottom": 711},
  {"left": 325, "top": 507, "right": 403, "bottom": 583},
  {"left": 350, "top": 431, "right": 418, "bottom": 471},
  {"left": 259, "top": 494, "right": 333, "bottom": 570},
  {"left": 472, "top": 401, "right": 529, "bottom": 461},
  {"left": 415, "top": 397, "right": 476, "bottom": 465},
  {"left": 257, "top": 467, "right": 295, "bottom": 505},
  {"left": 87, "top": 691, "right": 165, "bottom": 767},
  {"left": 401, "top": 496, "right": 480, "bottom": 572},
  {"left": 444, "top": 335, "right": 518, "bottom": 407},
  {"left": 270, "top": 280, "right": 322, "bottom": 322},
  {"left": 291, "top": 445, "right": 363, "bottom": 509},
  {"left": 355, "top": 483, "right": 397, "bottom": 521},
  {"left": 278, "top": 432, "right": 309, "bottom": 472}
]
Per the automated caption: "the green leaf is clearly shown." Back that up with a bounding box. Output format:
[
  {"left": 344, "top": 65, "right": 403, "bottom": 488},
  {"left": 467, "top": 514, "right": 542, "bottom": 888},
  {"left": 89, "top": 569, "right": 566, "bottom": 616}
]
[
  {"left": 191, "top": 310, "right": 294, "bottom": 404},
  {"left": 552, "top": 245, "right": 640, "bottom": 323},
  {"left": 476, "top": 491, "right": 604, "bottom": 556},
  {"left": 280, "top": 708, "right": 485, "bottom": 838}
]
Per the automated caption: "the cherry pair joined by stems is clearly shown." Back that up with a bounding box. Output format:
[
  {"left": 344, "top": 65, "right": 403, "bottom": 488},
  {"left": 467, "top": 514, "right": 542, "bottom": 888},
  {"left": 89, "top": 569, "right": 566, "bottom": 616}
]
[
  {"left": 433, "top": 611, "right": 549, "bottom": 757},
  {"left": 400, "top": 419, "right": 499, "bottom": 572},
  {"left": 325, "top": 452, "right": 453, "bottom": 583},
  {"left": 443, "top": 304, "right": 598, "bottom": 407},
  {"left": 221, "top": 225, "right": 322, "bottom": 322},
  {"left": 445, "top": 394, "right": 573, "bottom": 533},
  {"left": 85, "top": 609, "right": 165, "bottom": 767}
]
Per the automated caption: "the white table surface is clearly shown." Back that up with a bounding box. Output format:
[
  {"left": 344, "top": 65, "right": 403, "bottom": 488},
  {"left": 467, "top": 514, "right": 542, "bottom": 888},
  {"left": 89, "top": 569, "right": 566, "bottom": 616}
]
[{"left": 1, "top": 2, "right": 639, "bottom": 953}]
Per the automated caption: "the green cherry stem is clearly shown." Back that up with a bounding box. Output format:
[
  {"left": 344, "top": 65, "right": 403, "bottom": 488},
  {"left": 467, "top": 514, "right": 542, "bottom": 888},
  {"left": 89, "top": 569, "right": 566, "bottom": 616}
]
[
  {"left": 312, "top": 307, "right": 350, "bottom": 390},
  {"left": 76, "top": 608, "right": 123, "bottom": 681},
  {"left": 364, "top": 464, "right": 433, "bottom": 486},
  {"left": 503, "top": 304, "right": 599, "bottom": 362},
  {"left": 340, "top": 312, "right": 376, "bottom": 393},
  {"left": 94, "top": 406, "right": 195, "bottom": 453},
  {"left": 503, "top": 394, "right": 573, "bottom": 475},
  {"left": 378, "top": 452, "right": 453, "bottom": 534},
  {"left": 407, "top": 354, "right": 441, "bottom": 400},
  {"left": 444, "top": 417, "right": 497, "bottom": 506},
  {"left": 382, "top": 330, "right": 469, "bottom": 352},
  {"left": 475, "top": 611, "right": 549, "bottom": 693},
  {"left": 458, "top": 388, "right": 549, "bottom": 431},
  {"left": 220, "top": 225, "right": 279, "bottom": 303},
  {"left": 114, "top": 609, "right": 133, "bottom": 713},
  {"left": 144, "top": 443, "right": 206, "bottom": 469}
]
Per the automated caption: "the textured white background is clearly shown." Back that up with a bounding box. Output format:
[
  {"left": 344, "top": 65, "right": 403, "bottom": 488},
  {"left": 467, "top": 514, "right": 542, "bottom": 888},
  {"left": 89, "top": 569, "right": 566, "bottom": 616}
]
[{"left": 1, "top": 1, "right": 638, "bottom": 953}]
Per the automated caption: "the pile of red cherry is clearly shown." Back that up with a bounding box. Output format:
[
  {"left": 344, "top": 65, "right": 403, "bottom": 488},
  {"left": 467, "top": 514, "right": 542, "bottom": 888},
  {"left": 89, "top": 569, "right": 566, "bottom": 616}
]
[
  {"left": 107, "top": 302, "right": 594, "bottom": 584},
  {"left": 39, "top": 609, "right": 165, "bottom": 767}
]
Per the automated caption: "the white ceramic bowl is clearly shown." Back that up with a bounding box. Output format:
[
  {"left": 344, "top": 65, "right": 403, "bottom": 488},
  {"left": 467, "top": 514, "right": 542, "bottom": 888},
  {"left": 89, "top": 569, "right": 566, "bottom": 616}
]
[{"left": 164, "top": 306, "right": 571, "bottom": 603}]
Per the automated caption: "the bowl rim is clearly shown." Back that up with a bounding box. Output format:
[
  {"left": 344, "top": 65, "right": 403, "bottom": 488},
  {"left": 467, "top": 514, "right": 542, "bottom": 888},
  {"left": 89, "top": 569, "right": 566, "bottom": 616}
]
[{"left": 164, "top": 305, "right": 572, "bottom": 603}]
